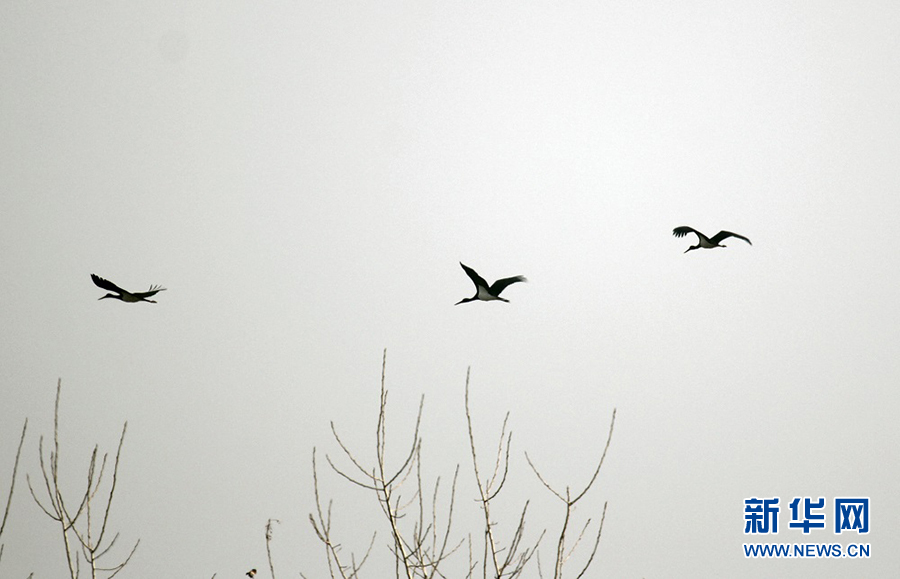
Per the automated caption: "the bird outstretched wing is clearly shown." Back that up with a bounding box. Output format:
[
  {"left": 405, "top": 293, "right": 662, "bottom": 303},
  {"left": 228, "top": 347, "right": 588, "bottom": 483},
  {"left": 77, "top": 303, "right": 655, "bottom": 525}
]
[
  {"left": 672, "top": 226, "right": 700, "bottom": 239},
  {"left": 490, "top": 276, "right": 527, "bottom": 294},
  {"left": 459, "top": 263, "right": 489, "bottom": 289},
  {"left": 135, "top": 285, "right": 167, "bottom": 299},
  {"left": 710, "top": 230, "right": 751, "bottom": 245},
  {"left": 91, "top": 274, "right": 126, "bottom": 294}
]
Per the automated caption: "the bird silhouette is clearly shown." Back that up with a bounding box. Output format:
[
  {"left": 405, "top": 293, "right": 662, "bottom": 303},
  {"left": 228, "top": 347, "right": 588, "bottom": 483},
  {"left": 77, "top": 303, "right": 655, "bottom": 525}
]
[
  {"left": 455, "top": 263, "right": 526, "bottom": 305},
  {"left": 672, "top": 227, "right": 751, "bottom": 253},
  {"left": 91, "top": 274, "right": 166, "bottom": 303}
]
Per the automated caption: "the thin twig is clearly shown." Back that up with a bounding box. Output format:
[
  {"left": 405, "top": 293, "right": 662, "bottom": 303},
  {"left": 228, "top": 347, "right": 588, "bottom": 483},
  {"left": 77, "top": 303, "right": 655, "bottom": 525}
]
[
  {"left": 0, "top": 419, "right": 27, "bottom": 540},
  {"left": 574, "top": 503, "right": 607, "bottom": 579},
  {"left": 526, "top": 408, "right": 616, "bottom": 579},
  {"left": 265, "top": 518, "right": 280, "bottom": 579},
  {"left": 28, "top": 380, "right": 139, "bottom": 579}
]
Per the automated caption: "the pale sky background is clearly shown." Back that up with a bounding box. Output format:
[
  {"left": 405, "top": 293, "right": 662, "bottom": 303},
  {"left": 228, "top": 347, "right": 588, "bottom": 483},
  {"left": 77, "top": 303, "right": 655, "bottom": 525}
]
[{"left": 2, "top": 0, "right": 899, "bottom": 577}]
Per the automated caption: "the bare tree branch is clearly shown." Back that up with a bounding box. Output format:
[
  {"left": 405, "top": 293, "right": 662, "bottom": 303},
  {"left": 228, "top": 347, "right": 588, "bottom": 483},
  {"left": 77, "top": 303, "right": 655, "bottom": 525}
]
[
  {"left": 28, "top": 379, "right": 139, "bottom": 579},
  {"left": 526, "top": 408, "right": 616, "bottom": 579},
  {"left": 305, "top": 356, "right": 615, "bottom": 579},
  {"left": 574, "top": 502, "right": 607, "bottom": 579},
  {"left": 265, "top": 518, "right": 280, "bottom": 579},
  {"left": 310, "top": 350, "right": 463, "bottom": 578},
  {"left": 464, "top": 367, "right": 542, "bottom": 578},
  {"left": 0, "top": 419, "right": 27, "bottom": 545}
]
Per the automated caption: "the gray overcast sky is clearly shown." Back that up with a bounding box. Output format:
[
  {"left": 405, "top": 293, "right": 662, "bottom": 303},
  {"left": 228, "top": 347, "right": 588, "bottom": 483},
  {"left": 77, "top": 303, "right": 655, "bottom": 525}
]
[{"left": 2, "top": 0, "right": 899, "bottom": 577}]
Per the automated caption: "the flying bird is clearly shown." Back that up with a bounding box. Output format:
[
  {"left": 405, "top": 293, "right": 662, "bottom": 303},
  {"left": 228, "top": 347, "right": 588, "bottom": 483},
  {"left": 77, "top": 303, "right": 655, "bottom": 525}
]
[
  {"left": 246, "top": 570, "right": 257, "bottom": 578},
  {"left": 91, "top": 274, "right": 166, "bottom": 303},
  {"left": 455, "top": 262, "right": 526, "bottom": 305},
  {"left": 672, "top": 227, "right": 752, "bottom": 253}
]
